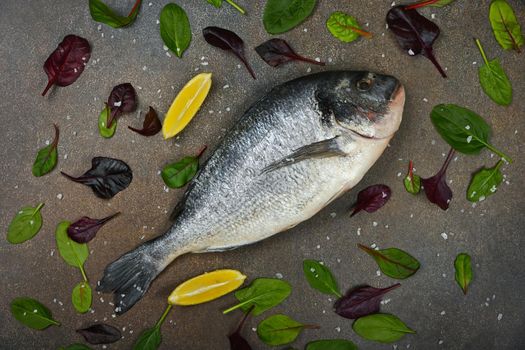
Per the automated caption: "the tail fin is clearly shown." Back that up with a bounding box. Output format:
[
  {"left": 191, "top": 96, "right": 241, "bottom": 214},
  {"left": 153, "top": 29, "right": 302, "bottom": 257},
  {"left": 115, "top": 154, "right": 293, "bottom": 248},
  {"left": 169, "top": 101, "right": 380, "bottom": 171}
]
[{"left": 97, "top": 245, "right": 162, "bottom": 315}]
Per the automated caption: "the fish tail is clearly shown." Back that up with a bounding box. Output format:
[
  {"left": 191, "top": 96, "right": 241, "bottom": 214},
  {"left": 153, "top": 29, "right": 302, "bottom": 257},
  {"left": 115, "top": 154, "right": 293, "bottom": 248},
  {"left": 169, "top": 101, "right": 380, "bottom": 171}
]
[{"left": 96, "top": 236, "right": 179, "bottom": 315}]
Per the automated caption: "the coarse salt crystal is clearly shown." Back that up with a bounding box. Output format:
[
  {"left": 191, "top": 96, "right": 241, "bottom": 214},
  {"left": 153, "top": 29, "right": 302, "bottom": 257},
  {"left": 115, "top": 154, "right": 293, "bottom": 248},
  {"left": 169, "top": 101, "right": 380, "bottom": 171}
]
[
  {"left": 497, "top": 313, "right": 503, "bottom": 321},
  {"left": 408, "top": 49, "right": 415, "bottom": 56},
  {"left": 440, "top": 232, "right": 448, "bottom": 240},
  {"left": 275, "top": 272, "right": 283, "bottom": 279},
  {"left": 373, "top": 221, "right": 378, "bottom": 227},
  {"left": 57, "top": 193, "right": 63, "bottom": 200}
]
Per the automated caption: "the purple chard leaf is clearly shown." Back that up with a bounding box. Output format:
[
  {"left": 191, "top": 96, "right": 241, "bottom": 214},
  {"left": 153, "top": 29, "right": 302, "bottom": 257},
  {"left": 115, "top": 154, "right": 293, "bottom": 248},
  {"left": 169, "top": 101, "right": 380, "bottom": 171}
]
[
  {"left": 77, "top": 323, "right": 122, "bottom": 344},
  {"left": 351, "top": 184, "right": 391, "bottom": 217},
  {"left": 67, "top": 212, "right": 120, "bottom": 243},
  {"left": 128, "top": 106, "right": 161, "bottom": 136},
  {"left": 334, "top": 283, "right": 401, "bottom": 319},
  {"left": 255, "top": 38, "right": 325, "bottom": 67},
  {"left": 107, "top": 83, "right": 137, "bottom": 127},
  {"left": 422, "top": 148, "right": 455, "bottom": 210}
]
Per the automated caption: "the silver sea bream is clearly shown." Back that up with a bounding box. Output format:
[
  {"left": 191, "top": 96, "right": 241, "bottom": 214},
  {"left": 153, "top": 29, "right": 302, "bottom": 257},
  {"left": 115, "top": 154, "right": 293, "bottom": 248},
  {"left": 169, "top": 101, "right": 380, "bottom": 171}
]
[{"left": 98, "top": 71, "right": 406, "bottom": 313}]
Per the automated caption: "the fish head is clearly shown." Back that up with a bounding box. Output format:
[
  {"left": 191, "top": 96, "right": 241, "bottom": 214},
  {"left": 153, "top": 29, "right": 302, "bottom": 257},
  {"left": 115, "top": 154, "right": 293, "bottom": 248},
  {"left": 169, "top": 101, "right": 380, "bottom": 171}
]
[{"left": 316, "top": 71, "right": 405, "bottom": 139}]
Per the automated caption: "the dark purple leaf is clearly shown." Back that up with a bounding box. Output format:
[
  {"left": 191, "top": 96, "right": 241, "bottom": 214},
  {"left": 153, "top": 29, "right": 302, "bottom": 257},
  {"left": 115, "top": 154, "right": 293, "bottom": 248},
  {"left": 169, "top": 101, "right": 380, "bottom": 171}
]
[
  {"left": 61, "top": 157, "right": 133, "bottom": 199},
  {"left": 334, "top": 283, "right": 401, "bottom": 319},
  {"left": 228, "top": 305, "right": 254, "bottom": 350},
  {"left": 422, "top": 148, "right": 455, "bottom": 210},
  {"left": 77, "top": 323, "right": 122, "bottom": 344},
  {"left": 386, "top": 6, "right": 447, "bottom": 78},
  {"left": 42, "top": 35, "right": 91, "bottom": 96},
  {"left": 255, "top": 39, "right": 325, "bottom": 67},
  {"left": 202, "top": 26, "right": 256, "bottom": 79},
  {"left": 128, "top": 106, "right": 161, "bottom": 136},
  {"left": 107, "top": 83, "right": 137, "bottom": 127},
  {"left": 351, "top": 184, "right": 391, "bottom": 217},
  {"left": 67, "top": 212, "right": 120, "bottom": 243}
]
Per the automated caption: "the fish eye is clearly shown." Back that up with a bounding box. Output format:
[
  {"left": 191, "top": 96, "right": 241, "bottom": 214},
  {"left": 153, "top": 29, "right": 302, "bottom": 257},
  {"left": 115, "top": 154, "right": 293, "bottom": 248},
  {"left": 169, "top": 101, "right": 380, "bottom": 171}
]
[{"left": 357, "top": 78, "right": 373, "bottom": 91}]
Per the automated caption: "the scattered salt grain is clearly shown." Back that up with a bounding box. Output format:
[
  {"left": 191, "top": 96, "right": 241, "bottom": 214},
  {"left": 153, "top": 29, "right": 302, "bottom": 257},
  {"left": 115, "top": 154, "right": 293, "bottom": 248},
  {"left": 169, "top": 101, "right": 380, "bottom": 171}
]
[
  {"left": 142, "top": 66, "right": 147, "bottom": 71},
  {"left": 330, "top": 212, "right": 336, "bottom": 218},
  {"left": 223, "top": 84, "right": 230, "bottom": 89},
  {"left": 440, "top": 232, "right": 448, "bottom": 240},
  {"left": 376, "top": 270, "right": 381, "bottom": 276},
  {"left": 335, "top": 326, "right": 341, "bottom": 332},
  {"left": 408, "top": 49, "right": 415, "bottom": 56},
  {"left": 440, "top": 310, "right": 446, "bottom": 315},
  {"left": 438, "top": 340, "right": 444, "bottom": 345},
  {"left": 373, "top": 221, "right": 378, "bottom": 227},
  {"left": 497, "top": 313, "right": 503, "bottom": 321},
  {"left": 357, "top": 227, "right": 361, "bottom": 236},
  {"left": 316, "top": 244, "right": 321, "bottom": 249},
  {"left": 56, "top": 193, "right": 63, "bottom": 200},
  {"left": 275, "top": 272, "right": 283, "bottom": 279},
  {"left": 431, "top": 14, "right": 436, "bottom": 19},
  {"left": 307, "top": 67, "right": 312, "bottom": 73}
]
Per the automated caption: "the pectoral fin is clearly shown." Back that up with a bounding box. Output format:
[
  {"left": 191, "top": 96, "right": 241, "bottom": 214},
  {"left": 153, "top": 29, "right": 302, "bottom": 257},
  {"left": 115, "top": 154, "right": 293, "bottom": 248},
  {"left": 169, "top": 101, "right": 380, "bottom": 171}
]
[{"left": 262, "top": 137, "right": 346, "bottom": 173}]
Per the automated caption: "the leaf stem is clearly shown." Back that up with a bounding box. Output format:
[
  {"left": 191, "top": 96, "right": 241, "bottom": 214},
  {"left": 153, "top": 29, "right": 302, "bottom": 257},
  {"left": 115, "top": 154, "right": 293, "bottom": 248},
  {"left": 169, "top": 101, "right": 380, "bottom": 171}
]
[
  {"left": 155, "top": 304, "right": 173, "bottom": 328},
  {"left": 439, "top": 148, "right": 455, "bottom": 175},
  {"left": 404, "top": 0, "right": 439, "bottom": 10},
  {"left": 79, "top": 265, "right": 89, "bottom": 283},
  {"left": 225, "top": 0, "right": 246, "bottom": 15},
  {"left": 42, "top": 79, "right": 55, "bottom": 97},
  {"left": 484, "top": 142, "right": 513, "bottom": 164},
  {"left": 475, "top": 39, "right": 490, "bottom": 66},
  {"left": 32, "top": 203, "right": 45, "bottom": 217},
  {"left": 196, "top": 145, "right": 208, "bottom": 158},
  {"left": 127, "top": 0, "right": 142, "bottom": 17},
  {"left": 223, "top": 299, "right": 252, "bottom": 314},
  {"left": 51, "top": 124, "right": 60, "bottom": 150},
  {"left": 233, "top": 305, "right": 254, "bottom": 333},
  {"left": 99, "top": 212, "right": 121, "bottom": 225}
]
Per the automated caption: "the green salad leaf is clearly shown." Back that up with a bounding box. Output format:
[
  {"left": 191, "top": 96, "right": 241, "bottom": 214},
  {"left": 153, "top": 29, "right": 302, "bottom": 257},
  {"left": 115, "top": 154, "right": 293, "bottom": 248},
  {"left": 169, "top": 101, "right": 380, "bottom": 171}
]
[
  {"left": 98, "top": 104, "right": 117, "bottom": 138},
  {"left": 10, "top": 297, "right": 60, "bottom": 330},
  {"left": 358, "top": 244, "right": 420, "bottom": 279},
  {"left": 160, "top": 3, "right": 191, "bottom": 58},
  {"left": 72, "top": 281, "right": 92, "bottom": 313},
  {"left": 33, "top": 124, "right": 59, "bottom": 177},
  {"left": 303, "top": 259, "right": 341, "bottom": 297},
  {"left": 489, "top": 0, "right": 524, "bottom": 52},
  {"left": 7, "top": 203, "right": 44, "bottom": 244},
  {"left": 263, "top": 0, "right": 317, "bottom": 35},
  {"left": 475, "top": 39, "right": 512, "bottom": 106},
  {"left": 55, "top": 221, "right": 89, "bottom": 270},
  {"left": 467, "top": 160, "right": 504, "bottom": 202},
  {"left": 89, "top": 0, "right": 142, "bottom": 28},
  {"left": 353, "top": 313, "right": 415, "bottom": 343},
  {"left": 133, "top": 326, "right": 162, "bottom": 350},
  {"left": 326, "top": 12, "right": 371, "bottom": 43},
  {"left": 257, "top": 314, "right": 317, "bottom": 346},
  {"left": 454, "top": 253, "right": 472, "bottom": 294}
]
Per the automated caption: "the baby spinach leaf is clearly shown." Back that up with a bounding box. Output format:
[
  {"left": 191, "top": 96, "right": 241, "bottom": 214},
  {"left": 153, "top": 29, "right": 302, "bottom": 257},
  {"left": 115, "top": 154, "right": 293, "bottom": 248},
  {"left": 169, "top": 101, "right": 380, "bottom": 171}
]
[
  {"left": 7, "top": 203, "right": 44, "bottom": 244},
  {"left": 33, "top": 124, "right": 59, "bottom": 176},
  {"left": 263, "top": 0, "right": 317, "bottom": 35},
  {"left": 223, "top": 278, "right": 291, "bottom": 316},
  {"left": 358, "top": 244, "right": 420, "bottom": 279},
  {"left": 129, "top": 107, "right": 161, "bottom": 136},
  {"left": 255, "top": 38, "right": 325, "bottom": 67},
  {"left": 421, "top": 148, "right": 454, "bottom": 210},
  {"left": 306, "top": 339, "right": 358, "bottom": 350},
  {"left": 430, "top": 104, "right": 512, "bottom": 163},
  {"left": 334, "top": 283, "right": 401, "bottom": 319},
  {"left": 133, "top": 326, "right": 162, "bottom": 350},
  {"left": 107, "top": 83, "right": 137, "bottom": 128},
  {"left": 77, "top": 323, "right": 122, "bottom": 344},
  {"left": 206, "top": 0, "right": 246, "bottom": 14},
  {"left": 475, "top": 39, "right": 512, "bottom": 106},
  {"left": 404, "top": 0, "right": 456, "bottom": 10},
  {"left": 403, "top": 160, "right": 421, "bottom": 195},
  {"left": 203, "top": 26, "right": 255, "bottom": 79},
  {"left": 467, "top": 160, "right": 504, "bottom": 202},
  {"left": 42, "top": 35, "right": 91, "bottom": 96},
  {"left": 72, "top": 281, "right": 92, "bottom": 314},
  {"left": 10, "top": 297, "right": 60, "bottom": 330},
  {"left": 55, "top": 221, "right": 89, "bottom": 269},
  {"left": 59, "top": 344, "right": 93, "bottom": 350},
  {"left": 387, "top": 6, "right": 446, "bottom": 78},
  {"left": 303, "top": 259, "right": 341, "bottom": 297},
  {"left": 326, "top": 11, "right": 372, "bottom": 43},
  {"left": 489, "top": 0, "right": 524, "bottom": 53},
  {"left": 228, "top": 306, "right": 254, "bottom": 350},
  {"left": 61, "top": 157, "right": 133, "bottom": 199},
  {"left": 454, "top": 253, "right": 472, "bottom": 295},
  {"left": 352, "top": 313, "right": 415, "bottom": 343},
  {"left": 67, "top": 212, "right": 120, "bottom": 243},
  {"left": 162, "top": 146, "right": 206, "bottom": 189},
  {"left": 257, "top": 314, "right": 317, "bottom": 346},
  {"left": 89, "top": 0, "right": 141, "bottom": 28},
  {"left": 98, "top": 104, "right": 117, "bottom": 138},
  {"left": 160, "top": 3, "right": 191, "bottom": 58},
  {"left": 351, "top": 184, "right": 391, "bottom": 217}
]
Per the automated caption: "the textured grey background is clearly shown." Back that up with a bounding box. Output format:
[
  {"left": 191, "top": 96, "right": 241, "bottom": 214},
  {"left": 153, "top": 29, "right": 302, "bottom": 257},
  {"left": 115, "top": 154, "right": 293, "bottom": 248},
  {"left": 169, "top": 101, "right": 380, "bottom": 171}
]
[{"left": 1, "top": 0, "right": 524, "bottom": 349}]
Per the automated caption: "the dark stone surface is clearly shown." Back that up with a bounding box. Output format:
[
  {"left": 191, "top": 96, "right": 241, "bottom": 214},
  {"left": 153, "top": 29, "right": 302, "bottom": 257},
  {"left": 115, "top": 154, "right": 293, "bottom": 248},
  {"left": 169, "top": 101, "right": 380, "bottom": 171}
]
[{"left": 1, "top": 1, "right": 524, "bottom": 349}]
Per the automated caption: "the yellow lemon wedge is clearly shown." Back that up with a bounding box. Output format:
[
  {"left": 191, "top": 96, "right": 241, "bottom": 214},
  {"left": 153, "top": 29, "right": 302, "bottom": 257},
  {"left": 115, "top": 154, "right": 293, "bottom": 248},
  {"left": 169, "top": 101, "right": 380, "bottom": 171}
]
[
  {"left": 162, "top": 72, "right": 212, "bottom": 139},
  {"left": 168, "top": 269, "right": 246, "bottom": 306}
]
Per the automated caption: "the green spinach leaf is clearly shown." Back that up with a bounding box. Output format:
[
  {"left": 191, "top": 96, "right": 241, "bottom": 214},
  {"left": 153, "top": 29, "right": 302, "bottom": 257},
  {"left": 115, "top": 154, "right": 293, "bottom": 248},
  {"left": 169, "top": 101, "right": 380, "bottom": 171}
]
[
  {"left": 257, "top": 314, "right": 316, "bottom": 346},
  {"left": 306, "top": 339, "right": 358, "bottom": 350},
  {"left": 72, "top": 281, "right": 92, "bottom": 313},
  {"left": 223, "top": 278, "right": 291, "bottom": 315},
  {"left": 160, "top": 3, "right": 191, "bottom": 58},
  {"left": 303, "top": 259, "right": 341, "bottom": 297},
  {"left": 430, "top": 104, "right": 512, "bottom": 163},
  {"left": 55, "top": 221, "right": 89, "bottom": 269},
  {"left": 161, "top": 147, "right": 206, "bottom": 188},
  {"left": 454, "top": 253, "right": 472, "bottom": 295},
  {"left": 98, "top": 104, "right": 117, "bottom": 138},
  {"left": 489, "top": 0, "right": 524, "bottom": 52},
  {"left": 467, "top": 160, "right": 504, "bottom": 202},
  {"left": 352, "top": 313, "right": 415, "bottom": 343},
  {"left": 33, "top": 124, "right": 59, "bottom": 177},
  {"left": 10, "top": 297, "right": 60, "bottom": 330},
  {"left": 403, "top": 160, "right": 421, "bottom": 195},
  {"left": 133, "top": 326, "right": 162, "bottom": 350},
  {"left": 7, "top": 203, "right": 44, "bottom": 244},
  {"left": 206, "top": 0, "right": 246, "bottom": 14},
  {"left": 89, "top": 0, "right": 141, "bottom": 28},
  {"left": 475, "top": 39, "right": 512, "bottom": 106},
  {"left": 358, "top": 244, "right": 420, "bottom": 279},
  {"left": 263, "top": 0, "right": 317, "bottom": 34},
  {"left": 326, "top": 12, "right": 371, "bottom": 43}
]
